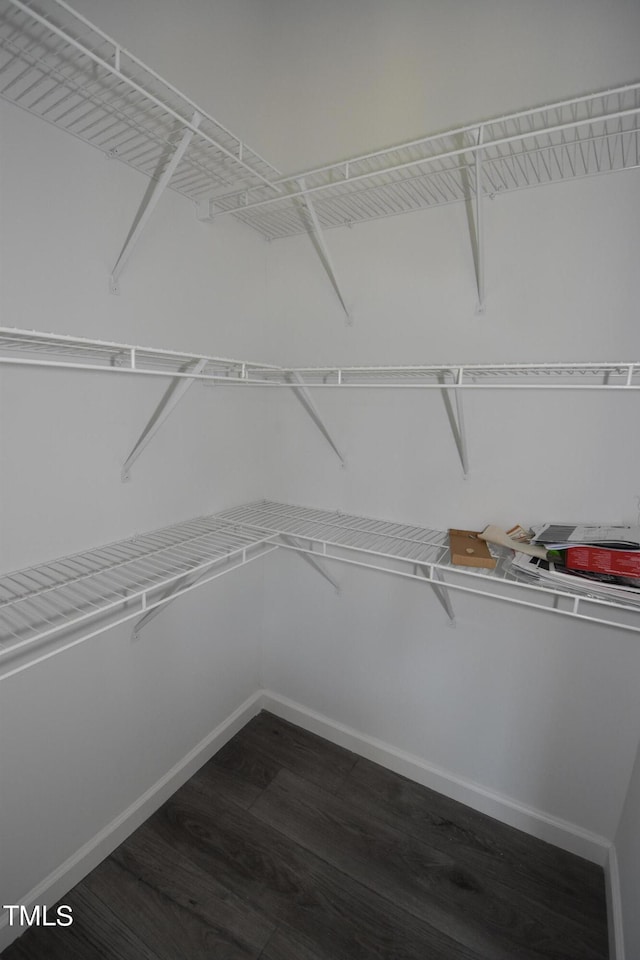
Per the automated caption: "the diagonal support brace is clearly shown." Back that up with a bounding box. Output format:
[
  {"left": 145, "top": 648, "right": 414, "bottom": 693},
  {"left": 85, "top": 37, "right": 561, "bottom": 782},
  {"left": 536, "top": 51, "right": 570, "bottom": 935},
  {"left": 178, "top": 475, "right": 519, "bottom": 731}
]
[
  {"left": 438, "top": 369, "right": 469, "bottom": 477},
  {"left": 295, "top": 177, "right": 351, "bottom": 323},
  {"left": 110, "top": 111, "right": 201, "bottom": 293},
  {"left": 122, "top": 357, "right": 207, "bottom": 481},
  {"left": 473, "top": 125, "right": 486, "bottom": 315},
  {"left": 286, "top": 371, "right": 345, "bottom": 467},
  {"left": 417, "top": 564, "right": 455, "bottom": 625},
  {"left": 132, "top": 545, "right": 279, "bottom": 638},
  {"left": 132, "top": 564, "right": 212, "bottom": 638},
  {"left": 280, "top": 535, "right": 340, "bottom": 592}
]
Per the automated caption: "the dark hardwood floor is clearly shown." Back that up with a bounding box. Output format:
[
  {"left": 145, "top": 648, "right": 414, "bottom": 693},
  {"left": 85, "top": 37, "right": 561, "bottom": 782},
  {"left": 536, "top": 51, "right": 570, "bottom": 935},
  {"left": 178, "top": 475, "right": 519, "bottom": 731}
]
[{"left": 2, "top": 711, "right": 609, "bottom": 959}]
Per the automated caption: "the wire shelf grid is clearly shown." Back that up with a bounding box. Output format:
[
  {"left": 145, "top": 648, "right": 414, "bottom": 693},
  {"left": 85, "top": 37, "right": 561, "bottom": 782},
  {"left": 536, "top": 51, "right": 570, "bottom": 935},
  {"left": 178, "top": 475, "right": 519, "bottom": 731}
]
[
  {"left": 0, "top": 327, "right": 283, "bottom": 381},
  {"left": 1, "top": 3, "right": 637, "bottom": 240},
  {"left": 0, "top": 513, "right": 276, "bottom": 661},
  {"left": 2, "top": 328, "right": 639, "bottom": 392},
  {"left": 221, "top": 501, "right": 640, "bottom": 632},
  {"left": 2, "top": 500, "right": 640, "bottom": 678},
  {"left": 256, "top": 361, "right": 640, "bottom": 389},
  {"left": 213, "top": 82, "right": 640, "bottom": 239},
  {"left": 0, "top": 0, "right": 281, "bottom": 203}
]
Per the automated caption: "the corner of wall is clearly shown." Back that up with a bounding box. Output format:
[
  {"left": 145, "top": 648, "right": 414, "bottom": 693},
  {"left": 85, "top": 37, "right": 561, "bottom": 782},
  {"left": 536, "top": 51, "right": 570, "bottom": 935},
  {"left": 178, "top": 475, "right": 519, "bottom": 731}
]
[{"left": 605, "top": 845, "right": 626, "bottom": 960}]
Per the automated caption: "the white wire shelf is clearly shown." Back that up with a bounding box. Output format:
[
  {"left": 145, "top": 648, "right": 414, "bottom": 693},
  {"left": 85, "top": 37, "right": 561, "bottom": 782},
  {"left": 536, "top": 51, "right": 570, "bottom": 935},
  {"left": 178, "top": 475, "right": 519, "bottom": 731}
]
[
  {"left": 219, "top": 501, "right": 640, "bottom": 634},
  {"left": 2, "top": 327, "right": 640, "bottom": 392},
  {"left": 0, "top": 512, "right": 278, "bottom": 678},
  {"left": 0, "top": 326, "right": 283, "bottom": 382},
  {"left": 1, "top": 2, "right": 637, "bottom": 252},
  {"left": 0, "top": 0, "right": 280, "bottom": 202},
  {"left": 254, "top": 361, "right": 640, "bottom": 390},
  {"left": 213, "top": 82, "right": 640, "bottom": 240},
  {"left": 2, "top": 500, "right": 638, "bottom": 678}
]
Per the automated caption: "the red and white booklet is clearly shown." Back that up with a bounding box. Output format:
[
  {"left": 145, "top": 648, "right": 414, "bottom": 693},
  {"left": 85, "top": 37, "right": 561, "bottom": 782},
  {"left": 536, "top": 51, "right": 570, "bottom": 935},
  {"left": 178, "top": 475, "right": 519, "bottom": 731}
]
[
  {"left": 562, "top": 546, "right": 640, "bottom": 577},
  {"left": 533, "top": 524, "right": 640, "bottom": 578}
]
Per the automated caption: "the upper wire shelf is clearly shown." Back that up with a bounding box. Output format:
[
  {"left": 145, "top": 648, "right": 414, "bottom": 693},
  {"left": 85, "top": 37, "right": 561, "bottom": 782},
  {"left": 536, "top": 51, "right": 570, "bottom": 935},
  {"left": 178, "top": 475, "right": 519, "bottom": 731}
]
[
  {"left": 2, "top": 327, "right": 639, "bottom": 391},
  {"left": 1, "top": 2, "right": 637, "bottom": 243},
  {"left": 213, "top": 82, "right": 640, "bottom": 239},
  {"left": 0, "top": 326, "right": 283, "bottom": 382},
  {"left": 0, "top": 0, "right": 281, "bottom": 202},
  {"left": 256, "top": 361, "right": 640, "bottom": 390}
]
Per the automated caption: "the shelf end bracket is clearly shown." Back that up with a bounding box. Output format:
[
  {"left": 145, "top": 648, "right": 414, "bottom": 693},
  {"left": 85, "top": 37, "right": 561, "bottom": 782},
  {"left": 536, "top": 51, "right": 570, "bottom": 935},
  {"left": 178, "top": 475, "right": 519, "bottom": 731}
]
[
  {"left": 295, "top": 177, "right": 351, "bottom": 324},
  {"left": 281, "top": 535, "right": 340, "bottom": 592},
  {"left": 121, "top": 357, "right": 207, "bottom": 481},
  {"left": 473, "top": 126, "right": 486, "bottom": 315},
  {"left": 132, "top": 567, "right": 205, "bottom": 638},
  {"left": 286, "top": 371, "right": 345, "bottom": 467},
  {"left": 110, "top": 111, "right": 201, "bottom": 292},
  {"left": 438, "top": 370, "right": 469, "bottom": 477},
  {"left": 418, "top": 564, "right": 455, "bottom": 625}
]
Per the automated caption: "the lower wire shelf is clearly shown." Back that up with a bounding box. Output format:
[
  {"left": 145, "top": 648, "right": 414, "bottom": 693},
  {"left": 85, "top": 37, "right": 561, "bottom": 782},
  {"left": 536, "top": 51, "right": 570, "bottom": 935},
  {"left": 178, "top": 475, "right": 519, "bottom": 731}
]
[
  {"left": 2, "top": 499, "right": 639, "bottom": 678},
  {"left": 0, "top": 513, "right": 278, "bottom": 679},
  {"left": 219, "top": 501, "right": 640, "bottom": 636}
]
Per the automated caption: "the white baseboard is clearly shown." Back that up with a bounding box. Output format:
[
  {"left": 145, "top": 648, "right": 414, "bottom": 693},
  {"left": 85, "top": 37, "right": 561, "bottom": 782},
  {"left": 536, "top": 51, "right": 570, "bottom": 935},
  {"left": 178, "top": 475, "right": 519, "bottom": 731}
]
[
  {"left": 605, "top": 845, "right": 626, "bottom": 960},
  {"left": 0, "top": 689, "right": 264, "bottom": 953},
  {"left": 260, "top": 689, "right": 611, "bottom": 867}
]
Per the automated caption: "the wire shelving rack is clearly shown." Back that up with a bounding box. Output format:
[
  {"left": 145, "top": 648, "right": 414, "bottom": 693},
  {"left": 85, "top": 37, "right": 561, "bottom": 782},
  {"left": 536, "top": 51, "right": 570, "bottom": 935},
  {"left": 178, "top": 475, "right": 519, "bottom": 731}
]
[
  {"left": 219, "top": 501, "right": 640, "bottom": 634},
  {"left": 3, "top": 500, "right": 639, "bottom": 679},
  {"left": 2, "top": 327, "right": 640, "bottom": 392},
  {"left": 213, "top": 83, "right": 640, "bottom": 240},
  {"left": 1, "top": 1, "right": 637, "bottom": 241},
  {"left": 0, "top": 0, "right": 280, "bottom": 202},
  {"left": 0, "top": 326, "right": 284, "bottom": 382},
  {"left": 0, "top": 513, "right": 278, "bottom": 679},
  {"left": 2, "top": 2, "right": 638, "bottom": 311},
  {"left": 3, "top": 326, "right": 638, "bottom": 480}
]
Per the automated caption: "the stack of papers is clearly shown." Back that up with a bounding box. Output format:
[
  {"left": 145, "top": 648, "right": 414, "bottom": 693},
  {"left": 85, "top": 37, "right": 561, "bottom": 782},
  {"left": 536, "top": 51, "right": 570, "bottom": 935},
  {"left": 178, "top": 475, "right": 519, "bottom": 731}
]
[
  {"left": 533, "top": 523, "right": 640, "bottom": 550},
  {"left": 506, "top": 524, "right": 640, "bottom": 607}
]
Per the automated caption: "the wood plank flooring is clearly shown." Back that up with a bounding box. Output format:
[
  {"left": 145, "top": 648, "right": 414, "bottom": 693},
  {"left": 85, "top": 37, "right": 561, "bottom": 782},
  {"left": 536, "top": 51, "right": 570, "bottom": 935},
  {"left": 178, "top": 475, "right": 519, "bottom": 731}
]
[{"left": 2, "top": 711, "right": 609, "bottom": 959}]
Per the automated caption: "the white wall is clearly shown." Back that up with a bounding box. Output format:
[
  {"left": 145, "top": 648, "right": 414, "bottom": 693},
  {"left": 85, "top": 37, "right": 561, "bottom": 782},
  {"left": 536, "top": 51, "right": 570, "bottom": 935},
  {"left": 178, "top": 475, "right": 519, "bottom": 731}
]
[
  {"left": 255, "top": 0, "right": 640, "bottom": 848},
  {"left": 224, "top": 0, "right": 640, "bottom": 172},
  {"left": 65, "top": 0, "right": 640, "bottom": 176},
  {"left": 1, "top": 0, "right": 640, "bottom": 940},
  {"left": 261, "top": 170, "right": 640, "bottom": 843},
  {"left": 0, "top": 96, "right": 270, "bottom": 915},
  {"left": 615, "top": 737, "right": 640, "bottom": 957}
]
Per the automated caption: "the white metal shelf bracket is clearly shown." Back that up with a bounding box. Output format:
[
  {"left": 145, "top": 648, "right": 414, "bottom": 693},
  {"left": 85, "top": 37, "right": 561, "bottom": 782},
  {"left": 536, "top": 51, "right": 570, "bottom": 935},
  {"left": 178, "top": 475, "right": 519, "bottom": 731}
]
[
  {"left": 122, "top": 357, "right": 207, "bottom": 481},
  {"left": 418, "top": 564, "right": 456, "bottom": 625},
  {"left": 439, "top": 369, "right": 469, "bottom": 477},
  {"left": 286, "top": 371, "right": 346, "bottom": 467},
  {"left": 132, "top": 544, "right": 278, "bottom": 639},
  {"left": 110, "top": 111, "right": 202, "bottom": 294},
  {"left": 473, "top": 126, "right": 486, "bottom": 314},
  {"left": 295, "top": 178, "right": 352, "bottom": 323},
  {"left": 133, "top": 565, "right": 213, "bottom": 638},
  {"left": 280, "top": 535, "right": 340, "bottom": 592}
]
